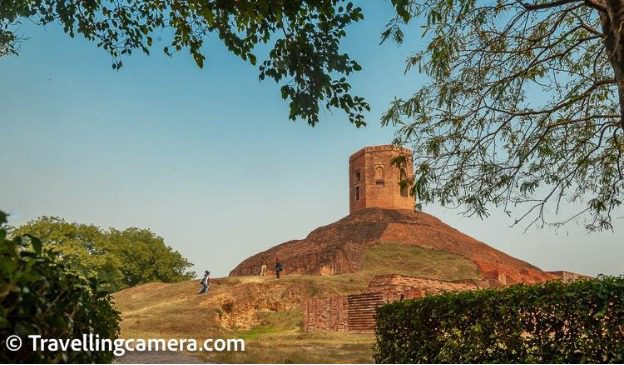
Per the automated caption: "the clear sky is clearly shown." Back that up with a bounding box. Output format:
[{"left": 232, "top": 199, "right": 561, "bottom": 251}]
[{"left": 1, "top": 2, "right": 622, "bottom": 278}]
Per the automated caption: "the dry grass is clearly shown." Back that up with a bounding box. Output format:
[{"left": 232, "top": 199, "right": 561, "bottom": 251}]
[
  {"left": 114, "top": 277, "right": 375, "bottom": 363},
  {"left": 208, "top": 330, "right": 375, "bottom": 363}
]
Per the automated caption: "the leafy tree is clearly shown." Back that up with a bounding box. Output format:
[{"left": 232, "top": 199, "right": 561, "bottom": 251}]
[
  {"left": 383, "top": 0, "right": 624, "bottom": 231},
  {"left": 12, "top": 217, "right": 194, "bottom": 291},
  {"left": 106, "top": 227, "right": 195, "bottom": 288},
  {"left": 1, "top": 0, "right": 369, "bottom": 126},
  {"left": 0, "top": 211, "right": 120, "bottom": 363}
]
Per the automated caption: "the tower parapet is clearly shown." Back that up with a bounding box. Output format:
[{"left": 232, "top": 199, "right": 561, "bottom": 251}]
[{"left": 349, "top": 145, "right": 414, "bottom": 213}]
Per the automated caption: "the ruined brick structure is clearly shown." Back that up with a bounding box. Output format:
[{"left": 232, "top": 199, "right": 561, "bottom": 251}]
[
  {"left": 349, "top": 145, "right": 414, "bottom": 213},
  {"left": 304, "top": 292, "right": 416, "bottom": 332},
  {"left": 304, "top": 275, "right": 481, "bottom": 332},
  {"left": 547, "top": 271, "right": 591, "bottom": 282}
]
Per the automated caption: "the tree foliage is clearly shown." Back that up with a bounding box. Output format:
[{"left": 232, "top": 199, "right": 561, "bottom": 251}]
[
  {"left": 375, "top": 276, "right": 624, "bottom": 363},
  {"left": 383, "top": 0, "right": 624, "bottom": 230},
  {"left": 0, "top": 0, "right": 369, "bottom": 126},
  {"left": 12, "top": 217, "right": 194, "bottom": 291},
  {"left": 0, "top": 211, "right": 120, "bottom": 363}
]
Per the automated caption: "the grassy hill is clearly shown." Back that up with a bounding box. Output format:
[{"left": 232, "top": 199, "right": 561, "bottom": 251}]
[
  {"left": 114, "top": 244, "right": 479, "bottom": 363},
  {"left": 231, "top": 208, "right": 551, "bottom": 285}
]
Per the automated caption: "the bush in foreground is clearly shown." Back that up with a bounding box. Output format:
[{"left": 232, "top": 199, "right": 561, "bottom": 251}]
[
  {"left": 0, "top": 211, "right": 120, "bottom": 363},
  {"left": 375, "top": 276, "right": 624, "bottom": 363}
]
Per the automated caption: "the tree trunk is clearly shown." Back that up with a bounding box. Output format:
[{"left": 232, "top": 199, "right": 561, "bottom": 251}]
[{"left": 603, "top": 0, "right": 624, "bottom": 130}]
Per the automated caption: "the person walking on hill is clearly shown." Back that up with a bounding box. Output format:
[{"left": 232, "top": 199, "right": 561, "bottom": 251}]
[
  {"left": 259, "top": 261, "right": 267, "bottom": 276},
  {"left": 198, "top": 270, "right": 210, "bottom": 294},
  {"left": 275, "top": 257, "right": 283, "bottom": 279}
]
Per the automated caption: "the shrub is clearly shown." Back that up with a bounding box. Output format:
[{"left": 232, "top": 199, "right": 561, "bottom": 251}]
[
  {"left": 0, "top": 211, "right": 121, "bottom": 363},
  {"left": 375, "top": 276, "right": 624, "bottom": 363}
]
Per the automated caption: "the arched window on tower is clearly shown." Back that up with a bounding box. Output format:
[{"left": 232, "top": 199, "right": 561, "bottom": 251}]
[
  {"left": 400, "top": 168, "right": 408, "bottom": 197},
  {"left": 354, "top": 170, "right": 361, "bottom": 201},
  {"left": 375, "top": 165, "right": 384, "bottom": 186}
]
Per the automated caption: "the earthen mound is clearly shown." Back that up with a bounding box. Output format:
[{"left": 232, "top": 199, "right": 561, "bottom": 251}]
[{"left": 229, "top": 208, "right": 553, "bottom": 284}]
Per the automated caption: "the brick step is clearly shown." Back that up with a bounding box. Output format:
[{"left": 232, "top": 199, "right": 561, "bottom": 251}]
[
  {"left": 348, "top": 315, "right": 375, "bottom": 318},
  {"left": 348, "top": 314, "right": 376, "bottom": 318},
  {"left": 347, "top": 302, "right": 383, "bottom": 307},
  {"left": 348, "top": 318, "right": 376, "bottom": 322},
  {"left": 349, "top": 319, "right": 375, "bottom": 324},
  {"left": 347, "top": 312, "right": 376, "bottom": 316},
  {"left": 348, "top": 323, "right": 375, "bottom": 327},
  {"left": 347, "top": 313, "right": 376, "bottom": 317},
  {"left": 349, "top": 318, "right": 376, "bottom": 321},
  {"left": 349, "top": 312, "right": 376, "bottom": 316},
  {"left": 348, "top": 318, "right": 375, "bottom": 321},
  {"left": 348, "top": 322, "right": 375, "bottom": 326},
  {"left": 348, "top": 308, "right": 379, "bottom": 312},
  {"left": 348, "top": 309, "right": 379, "bottom": 312},
  {"left": 348, "top": 303, "right": 381, "bottom": 306},
  {"left": 347, "top": 297, "right": 383, "bottom": 302}
]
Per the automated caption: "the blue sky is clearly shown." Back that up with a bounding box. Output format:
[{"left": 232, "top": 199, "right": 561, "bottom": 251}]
[{"left": 1, "top": 2, "right": 622, "bottom": 278}]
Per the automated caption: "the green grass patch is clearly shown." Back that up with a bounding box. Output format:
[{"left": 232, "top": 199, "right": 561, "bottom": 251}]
[
  {"left": 361, "top": 242, "right": 479, "bottom": 281},
  {"left": 237, "top": 309, "right": 302, "bottom": 340}
]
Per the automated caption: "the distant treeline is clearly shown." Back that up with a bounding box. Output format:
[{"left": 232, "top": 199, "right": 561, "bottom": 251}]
[{"left": 11, "top": 217, "right": 195, "bottom": 292}]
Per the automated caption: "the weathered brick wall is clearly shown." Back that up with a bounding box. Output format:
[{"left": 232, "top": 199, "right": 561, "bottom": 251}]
[
  {"left": 349, "top": 145, "right": 415, "bottom": 213},
  {"left": 303, "top": 289, "right": 426, "bottom": 332},
  {"left": 367, "top": 274, "right": 481, "bottom": 293},
  {"left": 304, "top": 295, "right": 348, "bottom": 332},
  {"left": 231, "top": 245, "right": 357, "bottom": 276}
]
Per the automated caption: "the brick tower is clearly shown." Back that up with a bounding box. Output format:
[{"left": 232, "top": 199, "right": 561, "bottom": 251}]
[{"left": 349, "top": 145, "right": 415, "bottom": 213}]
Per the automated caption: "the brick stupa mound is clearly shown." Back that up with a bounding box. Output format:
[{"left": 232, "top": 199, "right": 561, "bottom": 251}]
[{"left": 230, "top": 208, "right": 553, "bottom": 284}]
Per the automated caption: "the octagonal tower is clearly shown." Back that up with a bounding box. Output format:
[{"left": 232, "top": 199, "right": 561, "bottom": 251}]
[{"left": 349, "top": 145, "right": 414, "bottom": 213}]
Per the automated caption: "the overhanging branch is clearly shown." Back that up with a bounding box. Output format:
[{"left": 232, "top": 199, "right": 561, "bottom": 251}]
[{"left": 518, "top": 0, "right": 583, "bottom": 10}]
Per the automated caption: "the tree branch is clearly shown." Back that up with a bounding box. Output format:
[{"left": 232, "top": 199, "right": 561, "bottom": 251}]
[{"left": 519, "top": 0, "right": 583, "bottom": 10}]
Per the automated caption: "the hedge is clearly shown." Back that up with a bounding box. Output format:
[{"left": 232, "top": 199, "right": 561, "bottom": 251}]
[{"left": 375, "top": 276, "right": 624, "bottom": 363}]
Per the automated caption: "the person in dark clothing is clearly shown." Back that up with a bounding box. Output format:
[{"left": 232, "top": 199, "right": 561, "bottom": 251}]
[
  {"left": 275, "top": 257, "right": 283, "bottom": 279},
  {"left": 198, "top": 270, "right": 210, "bottom": 294}
]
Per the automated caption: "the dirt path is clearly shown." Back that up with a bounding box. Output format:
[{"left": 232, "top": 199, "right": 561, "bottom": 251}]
[{"left": 116, "top": 351, "right": 208, "bottom": 363}]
